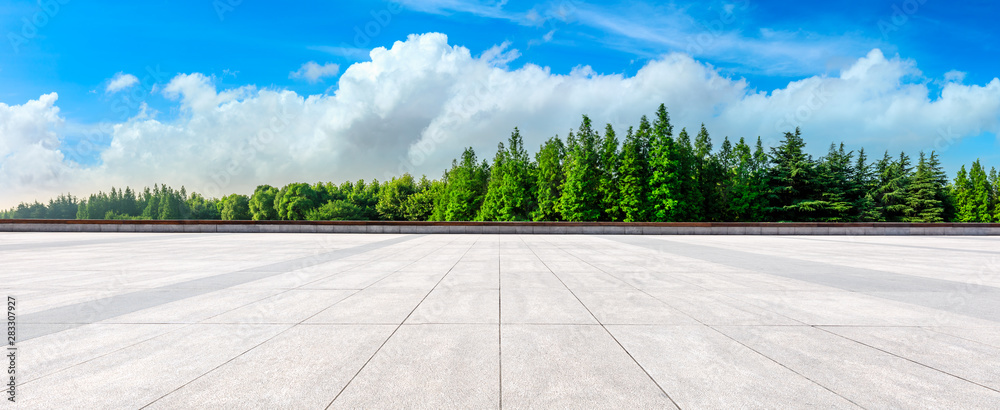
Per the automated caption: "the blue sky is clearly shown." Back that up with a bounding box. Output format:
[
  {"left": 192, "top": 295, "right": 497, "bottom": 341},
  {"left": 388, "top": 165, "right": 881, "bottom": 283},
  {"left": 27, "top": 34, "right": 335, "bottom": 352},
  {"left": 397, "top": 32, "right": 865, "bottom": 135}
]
[{"left": 1, "top": 0, "right": 999, "bottom": 205}]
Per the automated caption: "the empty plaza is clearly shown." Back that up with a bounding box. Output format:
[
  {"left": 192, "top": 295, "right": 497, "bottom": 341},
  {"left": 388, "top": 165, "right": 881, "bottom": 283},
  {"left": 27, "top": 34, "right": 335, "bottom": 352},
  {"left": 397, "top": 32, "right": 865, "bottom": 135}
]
[{"left": 4, "top": 232, "right": 1000, "bottom": 408}]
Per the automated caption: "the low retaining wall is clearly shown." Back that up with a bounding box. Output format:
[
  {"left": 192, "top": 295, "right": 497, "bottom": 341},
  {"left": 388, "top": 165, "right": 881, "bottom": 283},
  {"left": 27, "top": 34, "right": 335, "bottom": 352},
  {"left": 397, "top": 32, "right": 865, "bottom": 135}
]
[{"left": 2, "top": 220, "right": 1000, "bottom": 235}]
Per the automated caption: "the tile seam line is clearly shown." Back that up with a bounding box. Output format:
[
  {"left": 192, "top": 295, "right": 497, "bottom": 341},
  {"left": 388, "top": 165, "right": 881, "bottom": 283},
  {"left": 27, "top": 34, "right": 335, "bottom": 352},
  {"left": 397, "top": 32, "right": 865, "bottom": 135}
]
[
  {"left": 545, "top": 236, "right": 864, "bottom": 409},
  {"left": 498, "top": 235, "right": 503, "bottom": 410},
  {"left": 518, "top": 235, "right": 682, "bottom": 409},
  {"left": 138, "top": 235, "right": 460, "bottom": 409},
  {"left": 923, "top": 327, "right": 1000, "bottom": 350},
  {"left": 814, "top": 326, "right": 1000, "bottom": 395},
  {"left": 324, "top": 235, "right": 482, "bottom": 409},
  {"left": 30, "top": 235, "right": 435, "bottom": 392}
]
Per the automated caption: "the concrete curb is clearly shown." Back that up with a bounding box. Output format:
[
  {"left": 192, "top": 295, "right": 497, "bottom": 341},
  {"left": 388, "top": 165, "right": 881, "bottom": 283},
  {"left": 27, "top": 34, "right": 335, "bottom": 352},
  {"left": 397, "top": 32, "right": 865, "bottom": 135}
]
[{"left": 2, "top": 220, "right": 1000, "bottom": 235}]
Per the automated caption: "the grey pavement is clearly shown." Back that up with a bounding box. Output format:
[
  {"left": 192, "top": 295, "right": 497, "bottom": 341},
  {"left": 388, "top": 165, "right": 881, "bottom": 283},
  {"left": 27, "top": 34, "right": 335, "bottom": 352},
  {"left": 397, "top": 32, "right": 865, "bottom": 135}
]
[{"left": 3, "top": 232, "right": 1000, "bottom": 408}]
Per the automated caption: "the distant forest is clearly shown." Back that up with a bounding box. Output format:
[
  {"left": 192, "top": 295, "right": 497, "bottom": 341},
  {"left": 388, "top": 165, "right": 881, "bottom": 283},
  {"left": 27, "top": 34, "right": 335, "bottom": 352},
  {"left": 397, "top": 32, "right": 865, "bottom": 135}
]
[{"left": 4, "top": 105, "right": 999, "bottom": 223}]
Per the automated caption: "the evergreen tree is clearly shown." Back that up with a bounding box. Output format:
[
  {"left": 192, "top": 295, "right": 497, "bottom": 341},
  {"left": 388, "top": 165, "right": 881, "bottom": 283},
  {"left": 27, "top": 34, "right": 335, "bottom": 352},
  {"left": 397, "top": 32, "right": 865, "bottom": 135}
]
[
  {"left": 905, "top": 152, "right": 945, "bottom": 222},
  {"left": 993, "top": 167, "right": 1000, "bottom": 222},
  {"left": 558, "top": 116, "right": 603, "bottom": 221},
  {"left": 598, "top": 124, "right": 620, "bottom": 221},
  {"left": 443, "top": 147, "right": 489, "bottom": 221},
  {"left": 808, "top": 143, "right": 856, "bottom": 222},
  {"left": 532, "top": 136, "right": 565, "bottom": 221},
  {"left": 873, "top": 152, "right": 915, "bottom": 221},
  {"left": 647, "top": 104, "right": 680, "bottom": 221},
  {"left": 158, "top": 187, "right": 182, "bottom": 220},
  {"left": 479, "top": 128, "right": 536, "bottom": 221},
  {"left": 763, "top": 129, "right": 819, "bottom": 221},
  {"left": 853, "top": 148, "right": 881, "bottom": 221},
  {"left": 963, "top": 160, "right": 993, "bottom": 222},
  {"left": 618, "top": 122, "right": 651, "bottom": 222},
  {"left": 673, "top": 127, "right": 701, "bottom": 221},
  {"left": 952, "top": 165, "right": 973, "bottom": 222},
  {"left": 694, "top": 124, "right": 725, "bottom": 221}
]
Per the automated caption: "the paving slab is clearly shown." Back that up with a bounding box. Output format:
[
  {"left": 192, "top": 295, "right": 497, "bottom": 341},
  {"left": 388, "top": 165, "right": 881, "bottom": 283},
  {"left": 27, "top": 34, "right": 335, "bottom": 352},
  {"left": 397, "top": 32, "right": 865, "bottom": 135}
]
[
  {"left": 501, "top": 324, "right": 678, "bottom": 409},
  {"left": 607, "top": 324, "right": 858, "bottom": 408},
  {"left": 332, "top": 324, "right": 500, "bottom": 409},
  {"left": 147, "top": 324, "right": 396, "bottom": 409},
  {"left": 716, "top": 325, "right": 1000, "bottom": 408}
]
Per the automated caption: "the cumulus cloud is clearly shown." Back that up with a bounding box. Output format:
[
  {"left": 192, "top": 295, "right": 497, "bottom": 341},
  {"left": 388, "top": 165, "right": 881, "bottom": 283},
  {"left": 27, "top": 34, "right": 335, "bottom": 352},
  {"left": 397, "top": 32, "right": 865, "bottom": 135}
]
[
  {"left": 0, "top": 93, "right": 82, "bottom": 203},
  {"left": 2, "top": 33, "right": 1000, "bottom": 208},
  {"left": 105, "top": 73, "right": 139, "bottom": 94},
  {"left": 289, "top": 61, "right": 341, "bottom": 83}
]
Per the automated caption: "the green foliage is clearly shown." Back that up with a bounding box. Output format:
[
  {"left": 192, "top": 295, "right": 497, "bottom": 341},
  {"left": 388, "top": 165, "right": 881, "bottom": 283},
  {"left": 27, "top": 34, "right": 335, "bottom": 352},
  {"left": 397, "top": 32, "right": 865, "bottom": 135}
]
[
  {"left": 558, "top": 116, "right": 603, "bottom": 221},
  {"left": 694, "top": 124, "right": 725, "bottom": 221},
  {"left": 904, "top": 152, "right": 946, "bottom": 222},
  {"left": 598, "top": 123, "right": 620, "bottom": 221},
  {"left": 532, "top": 136, "right": 565, "bottom": 221},
  {"left": 274, "top": 183, "right": 320, "bottom": 220},
  {"left": 618, "top": 122, "right": 651, "bottom": 222},
  {"left": 647, "top": 104, "right": 680, "bottom": 221},
  {"left": 404, "top": 176, "right": 441, "bottom": 221},
  {"left": 480, "top": 128, "right": 536, "bottom": 221},
  {"left": 306, "top": 200, "right": 368, "bottom": 221},
  {"left": 764, "top": 128, "right": 822, "bottom": 221},
  {"left": 249, "top": 185, "right": 279, "bottom": 220},
  {"left": 808, "top": 143, "right": 858, "bottom": 222},
  {"left": 672, "top": 127, "right": 702, "bottom": 221},
  {"left": 441, "top": 147, "right": 488, "bottom": 221},
  {"left": 954, "top": 160, "right": 994, "bottom": 222},
  {"left": 218, "top": 194, "right": 251, "bottom": 220},
  {"left": 376, "top": 174, "right": 418, "bottom": 221},
  {"left": 186, "top": 193, "right": 221, "bottom": 220}
]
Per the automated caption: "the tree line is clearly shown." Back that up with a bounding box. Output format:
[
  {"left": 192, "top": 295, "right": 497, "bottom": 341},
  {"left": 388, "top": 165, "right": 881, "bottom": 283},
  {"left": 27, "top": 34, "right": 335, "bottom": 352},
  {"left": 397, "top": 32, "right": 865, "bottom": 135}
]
[{"left": 4, "top": 104, "right": 1000, "bottom": 223}]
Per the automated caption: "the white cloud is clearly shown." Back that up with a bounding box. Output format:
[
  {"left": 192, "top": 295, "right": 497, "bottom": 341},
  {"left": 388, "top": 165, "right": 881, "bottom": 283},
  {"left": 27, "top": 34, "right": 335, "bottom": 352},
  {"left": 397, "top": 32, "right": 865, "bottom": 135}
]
[
  {"left": 0, "top": 93, "right": 81, "bottom": 203},
  {"left": 2, "top": 33, "right": 1000, "bottom": 208},
  {"left": 105, "top": 72, "right": 139, "bottom": 94},
  {"left": 289, "top": 61, "right": 341, "bottom": 83}
]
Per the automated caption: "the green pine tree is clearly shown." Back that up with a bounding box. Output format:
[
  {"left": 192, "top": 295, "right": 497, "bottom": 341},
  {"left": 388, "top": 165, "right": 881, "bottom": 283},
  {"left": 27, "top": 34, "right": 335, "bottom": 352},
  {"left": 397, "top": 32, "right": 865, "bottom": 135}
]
[
  {"left": 598, "top": 123, "right": 620, "bottom": 221},
  {"left": 618, "top": 121, "right": 651, "bottom": 222},
  {"left": 647, "top": 104, "right": 679, "bottom": 221},
  {"left": 443, "top": 147, "right": 489, "bottom": 221},
  {"left": 558, "top": 116, "right": 603, "bottom": 221},
  {"left": 532, "top": 136, "right": 565, "bottom": 221}
]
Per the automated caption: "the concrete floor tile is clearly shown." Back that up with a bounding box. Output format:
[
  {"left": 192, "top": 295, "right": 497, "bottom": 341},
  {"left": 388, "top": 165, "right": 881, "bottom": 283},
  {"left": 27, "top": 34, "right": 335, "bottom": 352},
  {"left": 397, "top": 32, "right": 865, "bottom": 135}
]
[
  {"left": 305, "top": 289, "right": 427, "bottom": 324},
  {"left": 717, "top": 325, "right": 1000, "bottom": 408},
  {"left": 148, "top": 325, "right": 396, "bottom": 409},
  {"left": 501, "top": 324, "right": 678, "bottom": 409},
  {"left": 500, "top": 288, "right": 596, "bottom": 324},
  {"left": 332, "top": 324, "right": 500, "bottom": 409},
  {"left": 608, "top": 325, "right": 858, "bottom": 408},
  {"left": 820, "top": 326, "right": 1000, "bottom": 389},
  {"left": 574, "top": 291, "right": 699, "bottom": 325},
  {"left": 407, "top": 289, "right": 499, "bottom": 324},
  {"left": 17, "top": 323, "right": 288, "bottom": 408},
  {"left": 204, "top": 290, "right": 355, "bottom": 323}
]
